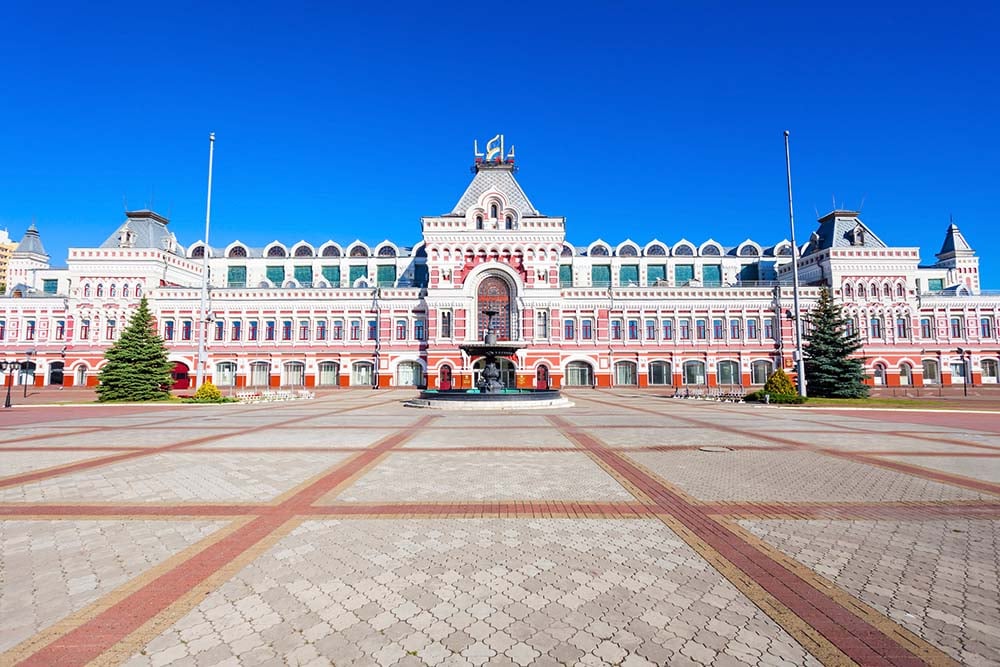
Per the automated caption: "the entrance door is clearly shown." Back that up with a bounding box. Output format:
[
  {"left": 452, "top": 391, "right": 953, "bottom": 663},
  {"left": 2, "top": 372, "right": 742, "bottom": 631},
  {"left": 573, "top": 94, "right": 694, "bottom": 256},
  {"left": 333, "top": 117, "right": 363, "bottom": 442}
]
[
  {"left": 439, "top": 365, "right": 452, "bottom": 390},
  {"left": 171, "top": 362, "right": 190, "bottom": 389},
  {"left": 396, "top": 361, "right": 423, "bottom": 387},
  {"left": 477, "top": 275, "right": 512, "bottom": 340},
  {"left": 49, "top": 361, "right": 65, "bottom": 386},
  {"left": 536, "top": 365, "right": 549, "bottom": 390}
]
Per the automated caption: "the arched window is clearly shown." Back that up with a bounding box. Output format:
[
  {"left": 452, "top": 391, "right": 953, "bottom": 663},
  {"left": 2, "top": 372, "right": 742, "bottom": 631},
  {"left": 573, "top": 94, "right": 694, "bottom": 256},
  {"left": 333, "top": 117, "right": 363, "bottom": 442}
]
[
  {"left": 922, "top": 359, "right": 939, "bottom": 384},
  {"left": 395, "top": 361, "right": 423, "bottom": 387},
  {"left": 490, "top": 203, "right": 499, "bottom": 219},
  {"left": 844, "top": 284, "right": 853, "bottom": 297},
  {"left": 122, "top": 284, "right": 130, "bottom": 298},
  {"left": 477, "top": 275, "right": 512, "bottom": 340},
  {"left": 590, "top": 245, "right": 609, "bottom": 256},
  {"left": 249, "top": 361, "right": 271, "bottom": 387},
  {"left": 317, "top": 361, "right": 340, "bottom": 386},
  {"left": 267, "top": 246, "right": 287, "bottom": 257},
  {"left": 215, "top": 362, "right": 237, "bottom": 387},
  {"left": 646, "top": 244, "right": 666, "bottom": 256},
  {"left": 561, "top": 245, "right": 574, "bottom": 257},
  {"left": 135, "top": 285, "right": 142, "bottom": 297},
  {"left": 351, "top": 361, "right": 374, "bottom": 386},
  {"left": 109, "top": 284, "right": 117, "bottom": 297},
  {"left": 899, "top": 363, "right": 912, "bottom": 386},
  {"left": 648, "top": 361, "right": 672, "bottom": 385},
  {"left": 322, "top": 245, "right": 341, "bottom": 257},
  {"left": 476, "top": 215, "right": 484, "bottom": 230},
  {"left": 739, "top": 245, "right": 760, "bottom": 257},
  {"left": 349, "top": 245, "right": 369, "bottom": 257},
  {"left": 377, "top": 246, "right": 397, "bottom": 257},
  {"left": 683, "top": 360, "right": 706, "bottom": 385},
  {"left": 96, "top": 284, "right": 104, "bottom": 297},
  {"left": 717, "top": 360, "right": 740, "bottom": 385},
  {"left": 872, "top": 362, "right": 887, "bottom": 385},
  {"left": 883, "top": 283, "right": 892, "bottom": 298},
  {"left": 674, "top": 244, "right": 694, "bottom": 256},
  {"left": 896, "top": 283, "right": 905, "bottom": 297},
  {"left": 505, "top": 215, "right": 513, "bottom": 230},
  {"left": 83, "top": 284, "right": 91, "bottom": 298},
  {"left": 283, "top": 362, "right": 305, "bottom": 387},
  {"left": 981, "top": 359, "right": 998, "bottom": 384},
  {"left": 619, "top": 245, "right": 638, "bottom": 257},
  {"left": 614, "top": 361, "right": 637, "bottom": 385},
  {"left": 751, "top": 360, "right": 774, "bottom": 385},
  {"left": 228, "top": 246, "right": 247, "bottom": 258},
  {"left": 565, "top": 361, "right": 594, "bottom": 387},
  {"left": 702, "top": 245, "right": 721, "bottom": 256},
  {"left": 778, "top": 244, "right": 793, "bottom": 256},
  {"left": 294, "top": 245, "right": 313, "bottom": 257},
  {"left": 858, "top": 284, "right": 866, "bottom": 298},
  {"left": 191, "top": 245, "right": 205, "bottom": 258}
]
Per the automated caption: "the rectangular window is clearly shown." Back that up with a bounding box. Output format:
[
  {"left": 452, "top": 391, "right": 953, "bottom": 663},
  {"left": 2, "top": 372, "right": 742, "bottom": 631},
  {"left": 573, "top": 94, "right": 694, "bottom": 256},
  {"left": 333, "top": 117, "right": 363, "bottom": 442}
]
[
  {"left": 696, "top": 319, "right": 707, "bottom": 339},
  {"left": 559, "top": 265, "right": 573, "bottom": 287},
  {"left": 367, "top": 320, "right": 378, "bottom": 340},
  {"left": 713, "top": 319, "right": 724, "bottom": 339},
  {"left": 612, "top": 320, "right": 623, "bottom": 340},
  {"left": 896, "top": 317, "right": 908, "bottom": 339},
  {"left": 591, "top": 265, "right": 611, "bottom": 287},
  {"left": 674, "top": 264, "right": 694, "bottom": 285},
  {"left": 645, "top": 319, "right": 656, "bottom": 340},
  {"left": 920, "top": 318, "right": 932, "bottom": 338},
  {"left": 764, "top": 318, "right": 775, "bottom": 339},
  {"left": 227, "top": 266, "right": 247, "bottom": 288},
  {"left": 647, "top": 265, "right": 666, "bottom": 285},
  {"left": 662, "top": 320, "right": 673, "bottom": 340},
  {"left": 950, "top": 317, "right": 962, "bottom": 338},
  {"left": 703, "top": 265, "right": 722, "bottom": 286},
  {"left": 164, "top": 321, "right": 175, "bottom": 340},
  {"left": 105, "top": 319, "right": 115, "bottom": 340},
  {"left": 846, "top": 317, "right": 857, "bottom": 337},
  {"left": 299, "top": 320, "right": 310, "bottom": 340},
  {"left": 871, "top": 317, "right": 883, "bottom": 338},
  {"left": 535, "top": 311, "right": 547, "bottom": 338},
  {"left": 281, "top": 320, "right": 292, "bottom": 340},
  {"left": 680, "top": 319, "right": 691, "bottom": 340},
  {"left": 396, "top": 319, "right": 408, "bottom": 340},
  {"left": 350, "top": 320, "right": 361, "bottom": 340},
  {"left": 25, "top": 320, "right": 36, "bottom": 340},
  {"left": 43, "top": 279, "right": 58, "bottom": 294},
  {"left": 747, "top": 318, "right": 758, "bottom": 339},
  {"left": 628, "top": 319, "right": 639, "bottom": 340},
  {"left": 316, "top": 321, "right": 327, "bottom": 340},
  {"left": 927, "top": 278, "right": 944, "bottom": 292},
  {"left": 730, "top": 319, "right": 741, "bottom": 339},
  {"left": 80, "top": 319, "right": 90, "bottom": 340},
  {"left": 294, "top": 265, "right": 312, "bottom": 287},
  {"left": 55, "top": 320, "right": 66, "bottom": 340},
  {"left": 376, "top": 265, "right": 397, "bottom": 287},
  {"left": 321, "top": 265, "right": 341, "bottom": 286},
  {"left": 619, "top": 265, "right": 639, "bottom": 286},
  {"left": 332, "top": 320, "right": 344, "bottom": 340},
  {"left": 441, "top": 311, "right": 453, "bottom": 338},
  {"left": 581, "top": 319, "right": 593, "bottom": 340},
  {"left": 0, "top": 320, "right": 4, "bottom": 340},
  {"left": 266, "top": 265, "right": 285, "bottom": 285},
  {"left": 349, "top": 265, "right": 367, "bottom": 286},
  {"left": 564, "top": 319, "right": 575, "bottom": 340},
  {"left": 982, "top": 317, "right": 994, "bottom": 338},
  {"left": 182, "top": 320, "right": 193, "bottom": 341},
  {"left": 249, "top": 321, "right": 259, "bottom": 341},
  {"left": 265, "top": 321, "right": 276, "bottom": 341},
  {"left": 414, "top": 320, "right": 425, "bottom": 341},
  {"left": 413, "top": 264, "right": 429, "bottom": 287},
  {"left": 214, "top": 321, "right": 224, "bottom": 341},
  {"left": 738, "top": 263, "right": 759, "bottom": 283},
  {"left": 232, "top": 321, "right": 242, "bottom": 341}
]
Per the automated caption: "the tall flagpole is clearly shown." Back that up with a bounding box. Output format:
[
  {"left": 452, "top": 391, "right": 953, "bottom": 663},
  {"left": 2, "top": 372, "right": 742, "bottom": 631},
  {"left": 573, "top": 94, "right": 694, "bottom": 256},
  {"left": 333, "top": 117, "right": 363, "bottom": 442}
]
[
  {"left": 195, "top": 132, "right": 215, "bottom": 390},
  {"left": 784, "top": 130, "right": 807, "bottom": 397}
]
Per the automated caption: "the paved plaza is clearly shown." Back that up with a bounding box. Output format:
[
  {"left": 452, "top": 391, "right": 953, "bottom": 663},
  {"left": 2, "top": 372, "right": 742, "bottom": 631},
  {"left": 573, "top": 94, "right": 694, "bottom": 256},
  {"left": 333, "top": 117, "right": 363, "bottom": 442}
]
[{"left": 0, "top": 391, "right": 998, "bottom": 666}]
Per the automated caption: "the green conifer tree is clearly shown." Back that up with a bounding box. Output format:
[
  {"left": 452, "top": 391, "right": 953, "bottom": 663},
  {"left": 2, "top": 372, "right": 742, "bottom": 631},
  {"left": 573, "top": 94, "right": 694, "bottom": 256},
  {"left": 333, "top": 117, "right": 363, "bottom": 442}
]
[
  {"left": 803, "top": 287, "right": 869, "bottom": 398},
  {"left": 96, "top": 297, "right": 174, "bottom": 401},
  {"left": 763, "top": 368, "right": 797, "bottom": 396}
]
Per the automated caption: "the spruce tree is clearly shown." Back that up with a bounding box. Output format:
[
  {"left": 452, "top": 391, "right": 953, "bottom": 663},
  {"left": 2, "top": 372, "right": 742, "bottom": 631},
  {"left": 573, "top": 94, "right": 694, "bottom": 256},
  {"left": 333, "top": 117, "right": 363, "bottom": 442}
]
[
  {"left": 803, "top": 287, "right": 869, "bottom": 398},
  {"left": 96, "top": 297, "right": 174, "bottom": 401}
]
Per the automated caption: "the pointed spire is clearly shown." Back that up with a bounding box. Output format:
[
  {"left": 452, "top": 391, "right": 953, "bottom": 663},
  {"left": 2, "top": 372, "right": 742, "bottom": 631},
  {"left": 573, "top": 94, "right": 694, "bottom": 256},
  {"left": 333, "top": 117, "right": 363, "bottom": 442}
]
[
  {"left": 936, "top": 219, "right": 974, "bottom": 259},
  {"left": 14, "top": 223, "right": 47, "bottom": 257}
]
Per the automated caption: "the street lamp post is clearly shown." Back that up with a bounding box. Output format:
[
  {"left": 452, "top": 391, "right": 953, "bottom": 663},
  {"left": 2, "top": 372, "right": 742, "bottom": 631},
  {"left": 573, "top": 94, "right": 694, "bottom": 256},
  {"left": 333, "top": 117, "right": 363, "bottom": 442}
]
[
  {"left": 783, "top": 131, "right": 807, "bottom": 397},
  {"left": 957, "top": 347, "right": 969, "bottom": 397},
  {"left": 23, "top": 350, "right": 35, "bottom": 398},
  {"left": 195, "top": 132, "right": 216, "bottom": 391},
  {"left": 2, "top": 360, "right": 21, "bottom": 408}
]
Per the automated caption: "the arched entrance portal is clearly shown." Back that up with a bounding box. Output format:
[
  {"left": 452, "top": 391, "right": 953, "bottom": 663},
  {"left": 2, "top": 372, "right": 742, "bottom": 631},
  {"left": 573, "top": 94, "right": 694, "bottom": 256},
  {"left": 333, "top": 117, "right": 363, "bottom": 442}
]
[
  {"left": 477, "top": 275, "right": 512, "bottom": 341},
  {"left": 171, "top": 362, "right": 190, "bottom": 390},
  {"left": 395, "top": 361, "right": 424, "bottom": 387},
  {"left": 49, "top": 361, "right": 65, "bottom": 386},
  {"left": 536, "top": 365, "right": 549, "bottom": 390},
  {"left": 439, "top": 364, "right": 453, "bottom": 390},
  {"left": 473, "top": 357, "right": 516, "bottom": 389}
]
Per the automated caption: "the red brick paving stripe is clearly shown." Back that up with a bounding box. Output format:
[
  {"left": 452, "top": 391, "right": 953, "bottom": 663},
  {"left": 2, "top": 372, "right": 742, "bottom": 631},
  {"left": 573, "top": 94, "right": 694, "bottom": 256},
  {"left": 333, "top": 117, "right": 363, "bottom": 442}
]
[
  {"left": 15, "top": 413, "right": 437, "bottom": 667},
  {"left": 547, "top": 415, "right": 932, "bottom": 667}
]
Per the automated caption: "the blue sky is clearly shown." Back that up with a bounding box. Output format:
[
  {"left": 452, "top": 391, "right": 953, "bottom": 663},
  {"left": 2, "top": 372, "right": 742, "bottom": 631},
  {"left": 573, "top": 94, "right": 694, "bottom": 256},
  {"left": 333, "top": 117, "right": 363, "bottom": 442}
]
[{"left": 2, "top": 2, "right": 998, "bottom": 286}]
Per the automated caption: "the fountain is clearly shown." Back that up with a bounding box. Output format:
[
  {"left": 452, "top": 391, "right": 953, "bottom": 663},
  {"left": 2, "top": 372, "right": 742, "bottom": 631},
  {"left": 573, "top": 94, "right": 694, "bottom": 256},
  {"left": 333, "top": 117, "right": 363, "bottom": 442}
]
[{"left": 406, "top": 310, "right": 572, "bottom": 410}]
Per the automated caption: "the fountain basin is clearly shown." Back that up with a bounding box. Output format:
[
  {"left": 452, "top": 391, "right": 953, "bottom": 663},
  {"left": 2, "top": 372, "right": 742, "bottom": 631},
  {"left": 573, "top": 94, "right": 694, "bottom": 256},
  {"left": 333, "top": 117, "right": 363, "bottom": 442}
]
[{"left": 405, "top": 389, "right": 573, "bottom": 411}]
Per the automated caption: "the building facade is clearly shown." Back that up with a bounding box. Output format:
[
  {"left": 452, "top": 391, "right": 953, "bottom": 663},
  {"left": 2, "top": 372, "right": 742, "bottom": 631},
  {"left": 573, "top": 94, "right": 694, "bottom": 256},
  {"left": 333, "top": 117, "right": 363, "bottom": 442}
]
[{"left": 2, "top": 146, "right": 998, "bottom": 391}]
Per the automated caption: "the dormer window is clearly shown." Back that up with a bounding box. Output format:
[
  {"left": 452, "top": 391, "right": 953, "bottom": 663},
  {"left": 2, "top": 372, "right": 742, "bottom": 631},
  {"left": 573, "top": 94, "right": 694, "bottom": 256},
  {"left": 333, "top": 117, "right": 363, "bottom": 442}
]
[
  {"left": 191, "top": 246, "right": 205, "bottom": 258},
  {"left": 476, "top": 215, "right": 483, "bottom": 230},
  {"left": 505, "top": 215, "right": 513, "bottom": 230},
  {"left": 490, "top": 204, "right": 498, "bottom": 219},
  {"left": 852, "top": 225, "right": 866, "bottom": 246},
  {"left": 118, "top": 229, "right": 135, "bottom": 248}
]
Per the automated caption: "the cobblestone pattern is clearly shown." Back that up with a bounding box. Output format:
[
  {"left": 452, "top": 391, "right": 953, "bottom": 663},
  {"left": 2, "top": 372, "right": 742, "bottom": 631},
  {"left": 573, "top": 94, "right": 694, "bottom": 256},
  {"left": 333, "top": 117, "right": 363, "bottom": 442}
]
[
  {"left": 740, "top": 518, "right": 1000, "bottom": 666},
  {"left": 122, "top": 519, "right": 820, "bottom": 667},
  {"left": 0, "top": 519, "right": 225, "bottom": 652},
  {"left": 403, "top": 429, "right": 575, "bottom": 449},
  {"left": 0, "top": 450, "right": 117, "bottom": 477},
  {"left": 588, "top": 427, "right": 777, "bottom": 449},
  {"left": 627, "top": 450, "right": 992, "bottom": 502},
  {"left": 194, "top": 429, "right": 396, "bottom": 450},
  {"left": 0, "top": 452, "right": 353, "bottom": 503},
  {"left": 868, "top": 454, "right": 1000, "bottom": 484},
  {"left": 330, "top": 453, "right": 634, "bottom": 503}
]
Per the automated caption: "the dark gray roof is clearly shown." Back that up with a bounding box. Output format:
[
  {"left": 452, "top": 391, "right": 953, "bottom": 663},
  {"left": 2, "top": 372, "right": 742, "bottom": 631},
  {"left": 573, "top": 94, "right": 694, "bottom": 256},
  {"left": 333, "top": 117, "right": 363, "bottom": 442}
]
[
  {"left": 15, "top": 224, "right": 47, "bottom": 256},
  {"left": 803, "top": 211, "right": 886, "bottom": 255},
  {"left": 936, "top": 223, "right": 974, "bottom": 259},
  {"left": 100, "top": 210, "right": 180, "bottom": 253}
]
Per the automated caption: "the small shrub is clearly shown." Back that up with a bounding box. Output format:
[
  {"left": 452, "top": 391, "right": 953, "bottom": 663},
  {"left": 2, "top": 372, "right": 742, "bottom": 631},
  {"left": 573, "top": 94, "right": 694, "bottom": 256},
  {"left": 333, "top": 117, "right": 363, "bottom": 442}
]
[
  {"left": 193, "top": 381, "right": 224, "bottom": 402},
  {"left": 764, "top": 368, "right": 797, "bottom": 396},
  {"left": 745, "top": 390, "right": 806, "bottom": 405}
]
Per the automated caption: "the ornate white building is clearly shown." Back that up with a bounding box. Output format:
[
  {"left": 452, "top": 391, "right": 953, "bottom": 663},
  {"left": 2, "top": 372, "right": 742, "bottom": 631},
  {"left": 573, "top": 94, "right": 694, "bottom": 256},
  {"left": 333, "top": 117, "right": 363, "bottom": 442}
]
[{"left": 2, "top": 142, "right": 998, "bottom": 391}]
